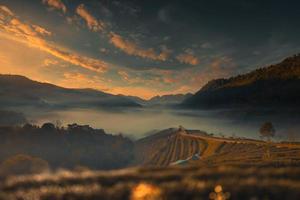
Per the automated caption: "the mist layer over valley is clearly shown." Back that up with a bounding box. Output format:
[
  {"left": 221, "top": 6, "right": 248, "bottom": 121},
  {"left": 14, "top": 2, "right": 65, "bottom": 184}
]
[{"left": 15, "top": 106, "right": 299, "bottom": 141}]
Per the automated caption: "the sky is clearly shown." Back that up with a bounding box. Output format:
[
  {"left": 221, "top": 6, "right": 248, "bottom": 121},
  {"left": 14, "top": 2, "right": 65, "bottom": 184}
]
[{"left": 0, "top": 0, "right": 300, "bottom": 99}]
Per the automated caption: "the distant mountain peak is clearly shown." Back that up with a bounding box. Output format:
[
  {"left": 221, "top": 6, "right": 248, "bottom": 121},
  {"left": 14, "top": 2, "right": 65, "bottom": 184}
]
[{"left": 147, "top": 93, "right": 193, "bottom": 105}]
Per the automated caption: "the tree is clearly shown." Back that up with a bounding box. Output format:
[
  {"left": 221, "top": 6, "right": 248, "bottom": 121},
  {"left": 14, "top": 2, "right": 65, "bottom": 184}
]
[
  {"left": 41, "top": 122, "right": 55, "bottom": 131},
  {"left": 259, "top": 122, "right": 275, "bottom": 141},
  {"left": 259, "top": 122, "right": 275, "bottom": 160},
  {"left": 23, "top": 123, "right": 36, "bottom": 130}
]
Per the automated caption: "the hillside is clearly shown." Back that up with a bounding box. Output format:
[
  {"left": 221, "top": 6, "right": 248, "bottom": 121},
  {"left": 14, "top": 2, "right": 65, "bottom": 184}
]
[
  {"left": 134, "top": 127, "right": 300, "bottom": 166},
  {"left": 0, "top": 74, "right": 140, "bottom": 109},
  {"left": 0, "top": 124, "right": 134, "bottom": 173},
  {"left": 182, "top": 54, "right": 300, "bottom": 109}
]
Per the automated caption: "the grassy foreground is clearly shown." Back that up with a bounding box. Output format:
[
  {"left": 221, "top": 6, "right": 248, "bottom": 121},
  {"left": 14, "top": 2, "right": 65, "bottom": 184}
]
[{"left": 1, "top": 162, "right": 300, "bottom": 200}]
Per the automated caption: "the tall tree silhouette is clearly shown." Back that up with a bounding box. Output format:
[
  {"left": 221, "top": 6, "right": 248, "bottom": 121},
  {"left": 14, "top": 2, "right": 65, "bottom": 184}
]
[{"left": 259, "top": 122, "right": 275, "bottom": 159}]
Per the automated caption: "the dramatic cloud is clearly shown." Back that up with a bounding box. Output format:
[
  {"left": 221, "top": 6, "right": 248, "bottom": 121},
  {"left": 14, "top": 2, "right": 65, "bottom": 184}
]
[
  {"left": 118, "top": 70, "right": 130, "bottom": 82},
  {"left": 117, "top": 69, "right": 156, "bottom": 85},
  {"left": 0, "top": 5, "right": 13, "bottom": 16},
  {"left": 42, "top": 0, "right": 67, "bottom": 13},
  {"left": 53, "top": 71, "right": 112, "bottom": 92},
  {"left": 76, "top": 4, "right": 105, "bottom": 32},
  {"left": 43, "top": 58, "right": 59, "bottom": 66},
  {"left": 32, "top": 25, "right": 52, "bottom": 36},
  {"left": 176, "top": 50, "right": 200, "bottom": 66},
  {"left": 109, "top": 32, "right": 171, "bottom": 61},
  {"left": 42, "top": 46, "right": 108, "bottom": 73},
  {"left": 0, "top": 5, "right": 108, "bottom": 73},
  {"left": 63, "top": 72, "right": 98, "bottom": 85}
]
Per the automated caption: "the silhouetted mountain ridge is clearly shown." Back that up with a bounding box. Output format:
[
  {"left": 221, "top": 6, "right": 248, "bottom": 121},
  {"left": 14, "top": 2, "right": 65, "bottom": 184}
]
[
  {"left": 182, "top": 54, "right": 300, "bottom": 108},
  {"left": 0, "top": 74, "right": 141, "bottom": 109}
]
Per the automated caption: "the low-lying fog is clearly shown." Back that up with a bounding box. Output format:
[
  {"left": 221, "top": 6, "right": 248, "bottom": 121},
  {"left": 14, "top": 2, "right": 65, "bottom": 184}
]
[{"left": 23, "top": 107, "right": 300, "bottom": 141}]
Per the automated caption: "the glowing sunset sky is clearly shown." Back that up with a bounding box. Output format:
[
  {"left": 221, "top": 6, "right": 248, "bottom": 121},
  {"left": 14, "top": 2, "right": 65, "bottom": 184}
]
[{"left": 1, "top": 0, "right": 300, "bottom": 99}]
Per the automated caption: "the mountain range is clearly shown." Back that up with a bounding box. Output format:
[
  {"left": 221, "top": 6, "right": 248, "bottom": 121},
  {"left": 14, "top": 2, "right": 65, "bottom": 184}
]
[
  {"left": 182, "top": 54, "right": 300, "bottom": 109},
  {"left": 124, "top": 93, "right": 192, "bottom": 106},
  {"left": 0, "top": 75, "right": 192, "bottom": 111},
  {"left": 0, "top": 74, "right": 140, "bottom": 110}
]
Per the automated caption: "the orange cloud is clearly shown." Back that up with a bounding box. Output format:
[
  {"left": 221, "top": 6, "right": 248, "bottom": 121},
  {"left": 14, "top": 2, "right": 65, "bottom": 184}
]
[
  {"left": 76, "top": 4, "right": 105, "bottom": 32},
  {"left": 176, "top": 52, "right": 200, "bottom": 65},
  {"left": 43, "top": 0, "right": 67, "bottom": 13},
  {"left": 118, "top": 70, "right": 130, "bottom": 82},
  {"left": 43, "top": 58, "right": 59, "bottom": 66},
  {"left": 0, "top": 5, "right": 108, "bottom": 73},
  {"left": 53, "top": 72, "right": 110, "bottom": 92},
  {"left": 163, "top": 77, "right": 177, "bottom": 84},
  {"left": 45, "top": 47, "right": 108, "bottom": 73},
  {"left": 109, "top": 32, "right": 171, "bottom": 61},
  {"left": 117, "top": 69, "right": 150, "bottom": 85},
  {"left": 0, "top": 5, "right": 13, "bottom": 16},
  {"left": 33, "top": 25, "right": 52, "bottom": 36},
  {"left": 63, "top": 72, "right": 97, "bottom": 85}
]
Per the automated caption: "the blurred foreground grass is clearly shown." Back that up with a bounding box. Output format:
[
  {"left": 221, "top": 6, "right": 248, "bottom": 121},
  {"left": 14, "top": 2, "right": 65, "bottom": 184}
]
[{"left": 1, "top": 162, "right": 300, "bottom": 200}]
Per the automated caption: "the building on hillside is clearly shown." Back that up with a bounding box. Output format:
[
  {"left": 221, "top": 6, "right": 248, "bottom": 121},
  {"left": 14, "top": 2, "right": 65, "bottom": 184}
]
[{"left": 170, "top": 153, "right": 201, "bottom": 166}]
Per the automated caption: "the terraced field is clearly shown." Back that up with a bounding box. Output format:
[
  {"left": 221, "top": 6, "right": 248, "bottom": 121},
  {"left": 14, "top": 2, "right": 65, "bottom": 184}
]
[
  {"left": 134, "top": 128, "right": 203, "bottom": 166},
  {"left": 134, "top": 128, "right": 300, "bottom": 166}
]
